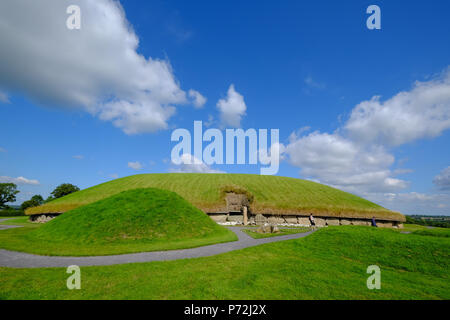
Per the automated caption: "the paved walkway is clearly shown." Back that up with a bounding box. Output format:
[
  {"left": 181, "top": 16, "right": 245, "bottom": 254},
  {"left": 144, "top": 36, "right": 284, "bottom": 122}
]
[
  {"left": 0, "top": 221, "right": 314, "bottom": 268},
  {"left": 0, "top": 218, "right": 23, "bottom": 231}
]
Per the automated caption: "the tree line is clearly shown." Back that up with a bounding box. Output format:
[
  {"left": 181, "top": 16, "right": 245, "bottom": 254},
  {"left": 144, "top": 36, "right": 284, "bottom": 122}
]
[{"left": 0, "top": 183, "right": 80, "bottom": 213}]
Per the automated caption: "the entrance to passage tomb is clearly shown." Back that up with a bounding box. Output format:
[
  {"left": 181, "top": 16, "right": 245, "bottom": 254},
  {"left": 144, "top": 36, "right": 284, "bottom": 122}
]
[{"left": 225, "top": 192, "right": 250, "bottom": 225}]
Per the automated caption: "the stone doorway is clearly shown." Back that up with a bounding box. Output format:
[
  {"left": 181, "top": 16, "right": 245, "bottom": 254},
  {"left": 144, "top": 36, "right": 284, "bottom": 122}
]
[{"left": 225, "top": 192, "right": 250, "bottom": 225}]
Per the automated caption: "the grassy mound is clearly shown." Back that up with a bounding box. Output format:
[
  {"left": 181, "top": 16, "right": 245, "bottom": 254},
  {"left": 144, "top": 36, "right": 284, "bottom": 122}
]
[
  {"left": 16, "top": 188, "right": 236, "bottom": 256},
  {"left": 27, "top": 173, "right": 404, "bottom": 221}
]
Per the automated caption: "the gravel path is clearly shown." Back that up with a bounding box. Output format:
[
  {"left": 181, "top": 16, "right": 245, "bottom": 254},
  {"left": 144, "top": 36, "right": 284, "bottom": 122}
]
[
  {"left": 0, "top": 225, "right": 315, "bottom": 268},
  {"left": 0, "top": 218, "right": 23, "bottom": 231}
]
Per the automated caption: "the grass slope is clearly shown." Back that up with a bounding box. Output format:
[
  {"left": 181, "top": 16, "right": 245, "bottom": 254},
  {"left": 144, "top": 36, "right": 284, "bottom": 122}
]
[
  {"left": 0, "top": 226, "right": 448, "bottom": 300},
  {"left": 2, "top": 188, "right": 236, "bottom": 256},
  {"left": 27, "top": 173, "right": 403, "bottom": 221}
]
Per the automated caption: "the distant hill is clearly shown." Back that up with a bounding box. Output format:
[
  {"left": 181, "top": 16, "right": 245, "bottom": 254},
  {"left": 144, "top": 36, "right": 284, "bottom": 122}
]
[{"left": 407, "top": 215, "right": 450, "bottom": 228}]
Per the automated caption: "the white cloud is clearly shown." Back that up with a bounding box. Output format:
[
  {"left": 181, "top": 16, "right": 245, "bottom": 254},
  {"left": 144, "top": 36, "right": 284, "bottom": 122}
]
[
  {"left": 345, "top": 69, "right": 450, "bottom": 146},
  {"left": 188, "top": 89, "right": 207, "bottom": 108},
  {"left": 0, "top": 176, "right": 40, "bottom": 185},
  {"left": 385, "top": 192, "right": 436, "bottom": 202},
  {"left": 98, "top": 99, "right": 176, "bottom": 135},
  {"left": 285, "top": 68, "right": 450, "bottom": 195},
  {"left": 170, "top": 154, "right": 225, "bottom": 173},
  {"left": 285, "top": 132, "right": 406, "bottom": 193},
  {"left": 0, "top": 147, "right": 6, "bottom": 153},
  {"left": 72, "top": 155, "right": 84, "bottom": 160},
  {"left": 0, "top": 0, "right": 200, "bottom": 134},
  {"left": 204, "top": 114, "right": 215, "bottom": 128},
  {"left": 128, "top": 161, "right": 143, "bottom": 170},
  {"left": 433, "top": 167, "right": 450, "bottom": 191},
  {"left": 217, "top": 84, "right": 247, "bottom": 128},
  {"left": 365, "top": 192, "right": 450, "bottom": 215},
  {"left": 304, "top": 76, "right": 325, "bottom": 90},
  {"left": 109, "top": 173, "right": 119, "bottom": 179},
  {"left": 288, "top": 127, "right": 311, "bottom": 140},
  {"left": 0, "top": 91, "right": 9, "bottom": 103},
  {"left": 259, "top": 142, "right": 286, "bottom": 165}
]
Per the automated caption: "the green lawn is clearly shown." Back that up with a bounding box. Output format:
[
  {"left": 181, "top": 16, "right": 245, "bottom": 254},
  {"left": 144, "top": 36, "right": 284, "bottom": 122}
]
[
  {"left": 0, "top": 216, "right": 33, "bottom": 226},
  {"left": 411, "top": 228, "right": 450, "bottom": 238},
  {"left": 398, "top": 224, "right": 450, "bottom": 238},
  {"left": 400, "top": 224, "right": 433, "bottom": 232},
  {"left": 26, "top": 173, "right": 403, "bottom": 220},
  {"left": 0, "top": 226, "right": 448, "bottom": 300},
  {"left": 242, "top": 227, "right": 311, "bottom": 239},
  {"left": 0, "top": 189, "right": 237, "bottom": 256}
]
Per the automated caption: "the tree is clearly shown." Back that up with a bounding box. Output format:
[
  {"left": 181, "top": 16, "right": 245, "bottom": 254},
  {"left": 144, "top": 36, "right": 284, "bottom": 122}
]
[
  {"left": 44, "top": 195, "right": 55, "bottom": 203},
  {"left": 31, "top": 195, "right": 44, "bottom": 204},
  {"left": 0, "top": 183, "right": 19, "bottom": 209},
  {"left": 20, "top": 195, "right": 44, "bottom": 211},
  {"left": 50, "top": 183, "right": 80, "bottom": 199}
]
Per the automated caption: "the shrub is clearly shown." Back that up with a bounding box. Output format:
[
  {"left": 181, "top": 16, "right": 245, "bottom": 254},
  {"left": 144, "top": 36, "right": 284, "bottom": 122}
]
[{"left": 0, "top": 207, "right": 25, "bottom": 217}]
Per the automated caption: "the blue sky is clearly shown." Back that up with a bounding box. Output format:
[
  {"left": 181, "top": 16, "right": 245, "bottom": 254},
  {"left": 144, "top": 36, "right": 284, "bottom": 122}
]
[{"left": 0, "top": 0, "right": 449, "bottom": 215}]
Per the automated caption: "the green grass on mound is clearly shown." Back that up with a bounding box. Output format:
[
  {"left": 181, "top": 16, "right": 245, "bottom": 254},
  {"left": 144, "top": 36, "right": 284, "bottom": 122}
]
[
  {"left": 0, "top": 226, "right": 448, "bottom": 299},
  {"left": 1, "top": 188, "right": 236, "bottom": 256},
  {"left": 26, "top": 173, "right": 404, "bottom": 221}
]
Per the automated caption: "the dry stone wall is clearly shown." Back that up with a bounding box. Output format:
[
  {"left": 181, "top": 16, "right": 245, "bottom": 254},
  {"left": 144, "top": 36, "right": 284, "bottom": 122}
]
[
  {"left": 208, "top": 213, "right": 402, "bottom": 228},
  {"left": 29, "top": 214, "right": 58, "bottom": 223}
]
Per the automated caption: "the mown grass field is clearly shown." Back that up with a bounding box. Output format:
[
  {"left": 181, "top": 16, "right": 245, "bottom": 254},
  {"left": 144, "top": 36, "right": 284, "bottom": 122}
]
[
  {"left": 0, "top": 216, "right": 31, "bottom": 226},
  {"left": 26, "top": 173, "right": 403, "bottom": 220},
  {"left": 398, "top": 224, "right": 450, "bottom": 237},
  {"left": 0, "top": 225, "right": 448, "bottom": 300},
  {"left": 412, "top": 228, "right": 450, "bottom": 238},
  {"left": 0, "top": 189, "right": 237, "bottom": 256}
]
